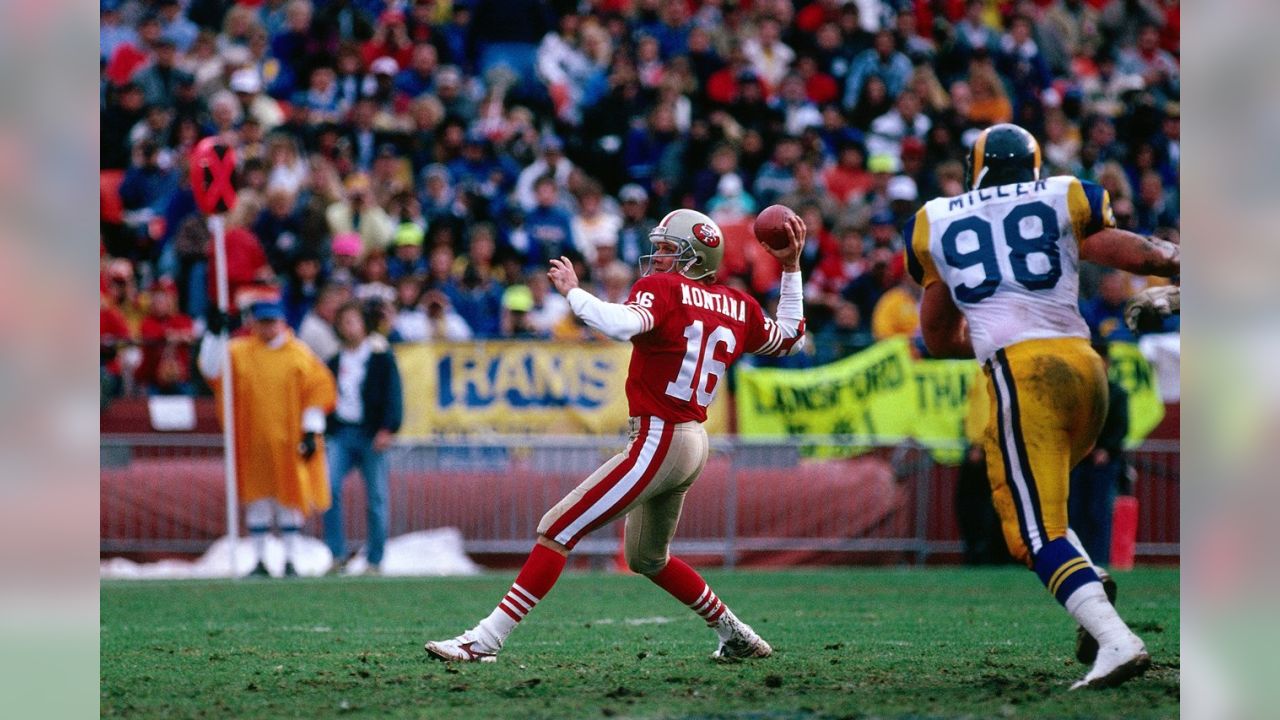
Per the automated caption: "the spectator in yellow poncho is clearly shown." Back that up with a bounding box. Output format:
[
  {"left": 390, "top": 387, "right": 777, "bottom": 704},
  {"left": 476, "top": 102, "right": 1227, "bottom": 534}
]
[{"left": 199, "top": 298, "right": 337, "bottom": 578}]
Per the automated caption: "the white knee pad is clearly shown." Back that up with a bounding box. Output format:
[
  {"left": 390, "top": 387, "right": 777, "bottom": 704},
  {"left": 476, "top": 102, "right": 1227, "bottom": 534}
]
[
  {"left": 245, "top": 499, "right": 274, "bottom": 530},
  {"left": 275, "top": 504, "right": 305, "bottom": 530},
  {"left": 245, "top": 500, "right": 305, "bottom": 530}
]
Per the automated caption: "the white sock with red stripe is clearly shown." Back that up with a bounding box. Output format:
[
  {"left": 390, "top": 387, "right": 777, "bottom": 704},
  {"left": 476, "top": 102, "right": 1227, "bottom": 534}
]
[
  {"left": 474, "top": 543, "right": 565, "bottom": 651},
  {"left": 647, "top": 557, "right": 729, "bottom": 630}
]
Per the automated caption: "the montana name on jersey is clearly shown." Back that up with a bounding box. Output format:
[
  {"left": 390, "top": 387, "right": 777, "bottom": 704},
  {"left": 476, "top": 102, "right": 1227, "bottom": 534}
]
[
  {"left": 621, "top": 272, "right": 804, "bottom": 423},
  {"left": 904, "top": 176, "right": 1115, "bottom": 363}
]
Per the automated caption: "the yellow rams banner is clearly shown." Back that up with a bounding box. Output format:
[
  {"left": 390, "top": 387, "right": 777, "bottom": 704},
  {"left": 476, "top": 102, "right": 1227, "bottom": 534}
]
[
  {"left": 394, "top": 341, "right": 729, "bottom": 437},
  {"left": 735, "top": 338, "right": 1165, "bottom": 464}
]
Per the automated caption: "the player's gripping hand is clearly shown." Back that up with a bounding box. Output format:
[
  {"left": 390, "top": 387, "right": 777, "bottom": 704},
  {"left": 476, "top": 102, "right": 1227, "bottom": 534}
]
[
  {"left": 759, "top": 215, "right": 806, "bottom": 272},
  {"left": 298, "top": 432, "right": 318, "bottom": 460},
  {"left": 548, "top": 256, "right": 580, "bottom": 296},
  {"left": 1124, "top": 285, "right": 1180, "bottom": 334}
]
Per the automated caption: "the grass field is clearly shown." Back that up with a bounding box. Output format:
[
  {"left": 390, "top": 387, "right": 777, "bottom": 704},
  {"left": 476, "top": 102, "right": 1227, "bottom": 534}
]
[{"left": 101, "top": 567, "right": 1178, "bottom": 719}]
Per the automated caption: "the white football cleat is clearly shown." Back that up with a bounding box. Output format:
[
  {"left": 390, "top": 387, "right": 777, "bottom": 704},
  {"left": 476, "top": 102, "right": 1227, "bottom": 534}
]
[
  {"left": 1070, "top": 632, "right": 1150, "bottom": 690},
  {"left": 710, "top": 613, "right": 772, "bottom": 661},
  {"left": 424, "top": 630, "right": 500, "bottom": 663}
]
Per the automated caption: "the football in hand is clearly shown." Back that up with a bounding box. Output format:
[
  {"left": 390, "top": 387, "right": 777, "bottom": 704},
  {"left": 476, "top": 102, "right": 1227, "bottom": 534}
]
[{"left": 753, "top": 204, "right": 798, "bottom": 251}]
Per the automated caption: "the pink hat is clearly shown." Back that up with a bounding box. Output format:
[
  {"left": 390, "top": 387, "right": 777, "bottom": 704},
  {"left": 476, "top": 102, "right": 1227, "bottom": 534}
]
[{"left": 332, "top": 233, "right": 363, "bottom": 257}]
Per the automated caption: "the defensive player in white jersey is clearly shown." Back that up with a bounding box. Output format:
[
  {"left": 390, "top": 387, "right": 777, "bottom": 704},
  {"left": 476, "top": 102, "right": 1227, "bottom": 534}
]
[
  {"left": 904, "top": 124, "right": 1180, "bottom": 689},
  {"left": 425, "top": 208, "right": 808, "bottom": 663}
]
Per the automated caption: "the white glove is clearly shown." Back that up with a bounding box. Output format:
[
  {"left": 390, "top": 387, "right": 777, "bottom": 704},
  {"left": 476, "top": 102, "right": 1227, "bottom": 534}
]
[{"left": 1124, "top": 285, "right": 1180, "bottom": 333}]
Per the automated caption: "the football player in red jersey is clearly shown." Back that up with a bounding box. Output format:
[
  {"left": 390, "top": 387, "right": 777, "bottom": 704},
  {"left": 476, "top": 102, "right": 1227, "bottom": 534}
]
[{"left": 425, "top": 208, "right": 808, "bottom": 663}]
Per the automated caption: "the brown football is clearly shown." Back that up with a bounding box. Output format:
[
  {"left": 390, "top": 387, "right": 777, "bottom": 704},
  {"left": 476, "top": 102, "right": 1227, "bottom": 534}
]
[{"left": 753, "top": 204, "right": 797, "bottom": 250}]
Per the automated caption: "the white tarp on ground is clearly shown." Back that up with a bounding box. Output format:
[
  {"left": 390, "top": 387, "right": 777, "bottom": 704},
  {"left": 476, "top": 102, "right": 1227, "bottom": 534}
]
[{"left": 100, "top": 527, "right": 481, "bottom": 579}]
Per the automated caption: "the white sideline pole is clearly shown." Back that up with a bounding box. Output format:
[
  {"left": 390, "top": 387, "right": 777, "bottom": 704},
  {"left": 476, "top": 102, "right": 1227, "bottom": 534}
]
[{"left": 210, "top": 214, "right": 240, "bottom": 577}]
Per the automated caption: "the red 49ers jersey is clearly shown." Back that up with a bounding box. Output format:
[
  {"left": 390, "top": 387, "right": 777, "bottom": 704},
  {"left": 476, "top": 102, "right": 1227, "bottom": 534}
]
[{"left": 620, "top": 272, "right": 802, "bottom": 424}]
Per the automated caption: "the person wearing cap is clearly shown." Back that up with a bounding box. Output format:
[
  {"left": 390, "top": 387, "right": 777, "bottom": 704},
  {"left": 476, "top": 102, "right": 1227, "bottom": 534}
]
[
  {"left": 615, "top": 184, "right": 655, "bottom": 268},
  {"left": 448, "top": 130, "right": 515, "bottom": 202},
  {"left": 522, "top": 272, "right": 571, "bottom": 339},
  {"left": 854, "top": 153, "right": 901, "bottom": 218},
  {"left": 103, "top": 259, "right": 146, "bottom": 336},
  {"left": 514, "top": 135, "right": 574, "bottom": 211},
  {"left": 726, "top": 67, "right": 780, "bottom": 134},
  {"left": 323, "top": 300, "right": 403, "bottom": 575},
  {"left": 868, "top": 209, "right": 901, "bottom": 250},
  {"left": 706, "top": 173, "right": 757, "bottom": 219},
  {"left": 229, "top": 67, "right": 285, "bottom": 131},
  {"left": 136, "top": 278, "right": 196, "bottom": 396},
  {"left": 365, "top": 55, "right": 400, "bottom": 107},
  {"left": 198, "top": 296, "right": 337, "bottom": 578},
  {"left": 499, "top": 284, "right": 539, "bottom": 339},
  {"left": 387, "top": 222, "right": 427, "bottom": 281},
  {"left": 885, "top": 174, "right": 920, "bottom": 226}
]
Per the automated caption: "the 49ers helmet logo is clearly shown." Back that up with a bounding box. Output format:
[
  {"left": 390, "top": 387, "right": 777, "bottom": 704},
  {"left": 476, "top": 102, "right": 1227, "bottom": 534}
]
[{"left": 692, "top": 222, "right": 721, "bottom": 247}]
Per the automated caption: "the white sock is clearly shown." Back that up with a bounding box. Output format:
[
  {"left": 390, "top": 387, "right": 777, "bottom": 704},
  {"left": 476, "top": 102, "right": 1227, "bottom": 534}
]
[
  {"left": 475, "top": 607, "right": 517, "bottom": 650},
  {"left": 251, "top": 531, "right": 268, "bottom": 563},
  {"left": 282, "top": 530, "right": 300, "bottom": 564},
  {"left": 1065, "top": 581, "right": 1132, "bottom": 650},
  {"left": 712, "top": 607, "right": 739, "bottom": 642}
]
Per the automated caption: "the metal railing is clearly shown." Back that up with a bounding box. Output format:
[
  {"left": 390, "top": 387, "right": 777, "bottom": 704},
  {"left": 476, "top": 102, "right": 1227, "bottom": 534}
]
[{"left": 100, "top": 435, "right": 1179, "bottom": 564}]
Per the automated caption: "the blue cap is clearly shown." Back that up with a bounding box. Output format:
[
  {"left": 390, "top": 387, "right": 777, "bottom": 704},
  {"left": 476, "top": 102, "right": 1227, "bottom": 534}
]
[
  {"left": 249, "top": 300, "right": 285, "bottom": 321},
  {"left": 870, "top": 210, "right": 896, "bottom": 226}
]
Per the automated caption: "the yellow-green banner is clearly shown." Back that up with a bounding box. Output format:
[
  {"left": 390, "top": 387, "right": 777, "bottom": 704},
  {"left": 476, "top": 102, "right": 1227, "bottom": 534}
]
[
  {"left": 394, "top": 341, "right": 728, "bottom": 437},
  {"left": 734, "top": 337, "right": 917, "bottom": 454},
  {"left": 1105, "top": 341, "right": 1165, "bottom": 444},
  {"left": 735, "top": 339, "right": 1166, "bottom": 463}
]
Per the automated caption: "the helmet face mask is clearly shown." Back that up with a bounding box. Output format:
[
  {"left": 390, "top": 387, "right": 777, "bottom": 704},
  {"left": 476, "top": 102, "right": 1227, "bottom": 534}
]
[
  {"left": 638, "top": 209, "right": 723, "bottom": 281},
  {"left": 966, "top": 123, "right": 1042, "bottom": 190}
]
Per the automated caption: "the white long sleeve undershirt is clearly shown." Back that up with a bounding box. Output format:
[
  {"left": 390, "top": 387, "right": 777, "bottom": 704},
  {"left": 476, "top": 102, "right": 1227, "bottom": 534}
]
[
  {"left": 566, "top": 287, "right": 647, "bottom": 341},
  {"left": 566, "top": 271, "right": 805, "bottom": 351},
  {"left": 774, "top": 271, "right": 807, "bottom": 355}
]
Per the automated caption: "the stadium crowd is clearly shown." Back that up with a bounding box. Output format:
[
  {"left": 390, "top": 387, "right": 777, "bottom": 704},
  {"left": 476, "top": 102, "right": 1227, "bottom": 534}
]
[{"left": 100, "top": 0, "right": 1180, "bottom": 398}]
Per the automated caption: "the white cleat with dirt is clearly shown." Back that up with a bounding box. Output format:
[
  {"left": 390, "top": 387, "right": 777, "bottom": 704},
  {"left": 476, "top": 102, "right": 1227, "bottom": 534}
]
[
  {"left": 1071, "top": 632, "right": 1150, "bottom": 690},
  {"left": 710, "top": 613, "right": 773, "bottom": 661},
  {"left": 424, "top": 630, "right": 500, "bottom": 663}
]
